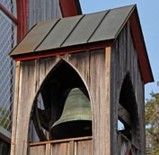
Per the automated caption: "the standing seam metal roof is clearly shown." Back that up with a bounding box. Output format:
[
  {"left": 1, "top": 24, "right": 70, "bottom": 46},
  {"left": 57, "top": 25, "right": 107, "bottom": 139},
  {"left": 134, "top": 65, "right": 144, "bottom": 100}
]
[{"left": 10, "top": 5, "right": 135, "bottom": 56}]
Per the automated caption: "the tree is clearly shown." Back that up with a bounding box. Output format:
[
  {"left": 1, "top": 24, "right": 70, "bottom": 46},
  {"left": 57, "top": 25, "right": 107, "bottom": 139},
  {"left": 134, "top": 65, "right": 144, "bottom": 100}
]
[{"left": 145, "top": 90, "right": 159, "bottom": 155}]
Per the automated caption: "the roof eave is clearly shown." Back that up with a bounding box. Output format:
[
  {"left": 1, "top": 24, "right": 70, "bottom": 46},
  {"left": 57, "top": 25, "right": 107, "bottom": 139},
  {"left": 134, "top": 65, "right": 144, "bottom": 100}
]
[
  {"left": 60, "top": 0, "right": 82, "bottom": 17},
  {"left": 11, "top": 40, "right": 113, "bottom": 61},
  {"left": 129, "top": 7, "right": 154, "bottom": 84}
]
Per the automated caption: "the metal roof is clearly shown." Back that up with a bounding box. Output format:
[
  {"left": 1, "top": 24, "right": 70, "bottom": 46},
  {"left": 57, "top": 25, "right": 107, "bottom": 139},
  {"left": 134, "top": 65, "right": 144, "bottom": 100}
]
[{"left": 11, "top": 5, "right": 135, "bottom": 56}]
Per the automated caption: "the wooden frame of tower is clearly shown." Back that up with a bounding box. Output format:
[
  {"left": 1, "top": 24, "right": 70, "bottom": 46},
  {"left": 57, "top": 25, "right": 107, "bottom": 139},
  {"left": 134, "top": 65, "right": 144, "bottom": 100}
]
[{"left": 10, "top": 5, "right": 153, "bottom": 155}]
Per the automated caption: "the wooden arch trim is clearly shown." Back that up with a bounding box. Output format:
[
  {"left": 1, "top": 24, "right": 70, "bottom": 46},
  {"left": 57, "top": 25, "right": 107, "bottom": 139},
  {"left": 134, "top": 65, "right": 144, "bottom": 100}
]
[
  {"left": 119, "top": 73, "right": 140, "bottom": 123},
  {"left": 30, "top": 58, "right": 91, "bottom": 141},
  {"left": 118, "top": 73, "right": 140, "bottom": 148},
  {"left": 35, "top": 58, "right": 90, "bottom": 99}
]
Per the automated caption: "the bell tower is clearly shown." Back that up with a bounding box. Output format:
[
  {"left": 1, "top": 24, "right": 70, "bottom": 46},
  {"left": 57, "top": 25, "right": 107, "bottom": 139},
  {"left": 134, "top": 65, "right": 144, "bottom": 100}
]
[{"left": 10, "top": 5, "right": 153, "bottom": 155}]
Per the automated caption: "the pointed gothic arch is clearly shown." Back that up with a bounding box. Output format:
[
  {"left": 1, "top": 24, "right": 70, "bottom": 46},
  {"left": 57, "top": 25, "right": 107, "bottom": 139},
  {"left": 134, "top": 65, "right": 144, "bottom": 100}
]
[
  {"left": 118, "top": 73, "right": 140, "bottom": 153},
  {"left": 29, "top": 59, "right": 92, "bottom": 142}
]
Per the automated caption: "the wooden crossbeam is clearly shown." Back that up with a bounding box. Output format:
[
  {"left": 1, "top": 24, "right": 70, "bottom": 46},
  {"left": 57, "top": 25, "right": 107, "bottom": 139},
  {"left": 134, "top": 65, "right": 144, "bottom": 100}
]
[{"left": 118, "top": 104, "right": 131, "bottom": 126}]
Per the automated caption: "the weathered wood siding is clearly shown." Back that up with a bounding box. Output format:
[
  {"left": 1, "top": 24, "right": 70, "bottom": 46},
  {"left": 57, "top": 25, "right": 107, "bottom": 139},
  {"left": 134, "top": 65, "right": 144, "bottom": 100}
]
[
  {"left": 28, "top": 0, "right": 61, "bottom": 29},
  {"left": 11, "top": 58, "right": 59, "bottom": 155},
  {"left": 68, "top": 49, "right": 110, "bottom": 155},
  {"left": 11, "top": 49, "right": 111, "bottom": 155},
  {"left": 27, "top": 0, "right": 61, "bottom": 142},
  {"left": 30, "top": 137, "right": 92, "bottom": 155},
  {"left": 110, "top": 21, "right": 145, "bottom": 154}
]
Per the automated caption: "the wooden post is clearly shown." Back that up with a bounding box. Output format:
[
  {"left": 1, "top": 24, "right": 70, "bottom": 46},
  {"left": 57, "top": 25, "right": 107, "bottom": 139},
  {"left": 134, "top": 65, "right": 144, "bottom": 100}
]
[
  {"left": 105, "top": 46, "right": 111, "bottom": 155},
  {"left": 45, "top": 143, "right": 51, "bottom": 155},
  {"left": 11, "top": 61, "right": 21, "bottom": 155},
  {"left": 69, "top": 140, "right": 75, "bottom": 155}
]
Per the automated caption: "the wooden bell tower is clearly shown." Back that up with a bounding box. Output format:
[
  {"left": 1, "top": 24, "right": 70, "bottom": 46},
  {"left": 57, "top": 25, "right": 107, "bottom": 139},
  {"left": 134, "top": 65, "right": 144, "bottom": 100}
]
[{"left": 10, "top": 5, "right": 153, "bottom": 155}]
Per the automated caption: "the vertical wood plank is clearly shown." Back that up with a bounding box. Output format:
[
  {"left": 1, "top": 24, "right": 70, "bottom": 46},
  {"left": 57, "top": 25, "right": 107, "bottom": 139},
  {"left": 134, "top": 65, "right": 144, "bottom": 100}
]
[
  {"left": 28, "top": 0, "right": 61, "bottom": 29},
  {"left": 29, "top": 57, "right": 61, "bottom": 142},
  {"left": 30, "top": 145, "right": 45, "bottom": 155},
  {"left": 11, "top": 61, "right": 21, "bottom": 155},
  {"left": 111, "top": 24, "right": 145, "bottom": 154},
  {"left": 30, "top": 138, "right": 93, "bottom": 155},
  {"left": 45, "top": 143, "right": 51, "bottom": 155},
  {"left": 69, "top": 141, "right": 74, "bottom": 155},
  {"left": 105, "top": 47, "right": 111, "bottom": 155},
  {"left": 77, "top": 140, "right": 92, "bottom": 155},
  {"left": 51, "top": 142, "right": 68, "bottom": 155},
  {"left": 23, "top": 141, "right": 28, "bottom": 155},
  {"left": 13, "top": 61, "right": 37, "bottom": 155},
  {"left": 68, "top": 52, "right": 90, "bottom": 90},
  {"left": 89, "top": 49, "right": 108, "bottom": 155}
]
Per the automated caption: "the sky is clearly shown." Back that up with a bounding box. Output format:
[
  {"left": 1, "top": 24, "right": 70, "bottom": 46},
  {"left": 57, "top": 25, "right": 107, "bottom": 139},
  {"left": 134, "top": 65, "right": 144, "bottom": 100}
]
[{"left": 80, "top": 0, "right": 158, "bottom": 100}]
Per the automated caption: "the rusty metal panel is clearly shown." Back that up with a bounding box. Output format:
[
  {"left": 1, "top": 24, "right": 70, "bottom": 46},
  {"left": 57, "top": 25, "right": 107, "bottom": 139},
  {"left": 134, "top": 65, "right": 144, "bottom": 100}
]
[
  {"left": 62, "top": 11, "right": 108, "bottom": 47},
  {"left": 36, "top": 15, "right": 83, "bottom": 51},
  {"left": 89, "top": 5, "right": 134, "bottom": 42},
  {"left": 11, "top": 19, "right": 59, "bottom": 56}
]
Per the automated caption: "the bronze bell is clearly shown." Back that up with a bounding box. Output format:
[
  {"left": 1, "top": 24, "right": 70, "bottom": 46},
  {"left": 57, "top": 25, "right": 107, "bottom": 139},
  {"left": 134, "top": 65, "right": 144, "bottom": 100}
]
[{"left": 51, "top": 88, "right": 92, "bottom": 139}]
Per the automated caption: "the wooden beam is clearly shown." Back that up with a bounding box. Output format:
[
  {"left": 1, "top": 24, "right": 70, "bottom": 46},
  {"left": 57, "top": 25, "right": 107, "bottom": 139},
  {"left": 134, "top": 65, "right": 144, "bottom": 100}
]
[
  {"left": 118, "top": 104, "right": 131, "bottom": 126},
  {"left": 105, "top": 46, "right": 111, "bottom": 155},
  {"left": 11, "top": 41, "right": 113, "bottom": 61},
  {"left": 11, "top": 61, "right": 21, "bottom": 155},
  {"left": 30, "top": 136, "right": 92, "bottom": 146},
  {"left": 45, "top": 143, "right": 51, "bottom": 155}
]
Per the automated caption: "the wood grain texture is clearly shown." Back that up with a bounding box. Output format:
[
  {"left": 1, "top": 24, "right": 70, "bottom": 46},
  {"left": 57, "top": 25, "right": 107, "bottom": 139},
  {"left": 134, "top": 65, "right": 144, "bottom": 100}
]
[
  {"left": 11, "top": 61, "right": 21, "bottom": 155},
  {"left": 118, "top": 104, "right": 131, "bottom": 126},
  {"left": 11, "top": 57, "right": 61, "bottom": 155},
  {"left": 77, "top": 139, "right": 93, "bottom": 155},
  {"left": 68, "top": 49, "right": 109, "bottom": 155},
  {"left": 51, "top": 142, "right": 68, "bottom": 155},
  {"left": 29, "top": 137, "right": 92, "bottom": 155},
  {"left": 111, "top": 22, "right": 145, "bottom": 154},
  {"left": 28, "top": 0, "right": 61, "bottom": 29},
  {"left": 30, "top": 145, "right": 45, "bottom": 155},
  {"left": 45, "top": 143, "right": 51, "bottom": 155},
  {"left": 105, "top": 47, "right": 111, "bottom": 155},
  {"left": 68, "top": 52, "right": 90, "bottom": 91},
  {"left": 14, "top": 61, "right": 37, "bottom": 155}
]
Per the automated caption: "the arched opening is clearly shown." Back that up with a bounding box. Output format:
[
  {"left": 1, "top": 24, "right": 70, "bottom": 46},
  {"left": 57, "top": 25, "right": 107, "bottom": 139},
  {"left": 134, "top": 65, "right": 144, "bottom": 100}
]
[
  {"left": 117, "top": 73, "right": 140, "bottom": 153},
  {"left": 29, "top": 60, "right": 92, "bottom": 142}
]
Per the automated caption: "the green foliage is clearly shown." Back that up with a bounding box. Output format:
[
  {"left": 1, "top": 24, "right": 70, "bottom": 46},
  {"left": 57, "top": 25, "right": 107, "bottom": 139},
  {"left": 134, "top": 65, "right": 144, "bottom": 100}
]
[{"left": 145, "top": 92, "right": 159, "bottom": 155}]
